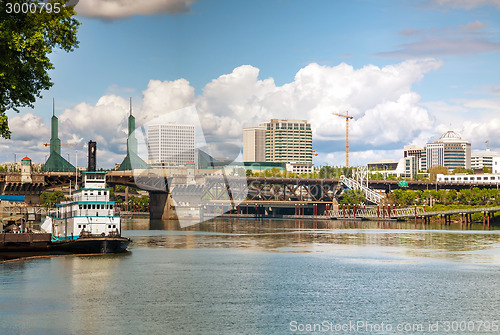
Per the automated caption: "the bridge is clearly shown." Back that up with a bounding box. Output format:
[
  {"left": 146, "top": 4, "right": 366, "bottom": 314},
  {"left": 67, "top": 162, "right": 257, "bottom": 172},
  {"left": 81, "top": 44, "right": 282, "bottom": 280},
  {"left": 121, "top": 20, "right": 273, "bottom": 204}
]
[{"left": 2, "top": 170, "right": 500, "bottom": 220}]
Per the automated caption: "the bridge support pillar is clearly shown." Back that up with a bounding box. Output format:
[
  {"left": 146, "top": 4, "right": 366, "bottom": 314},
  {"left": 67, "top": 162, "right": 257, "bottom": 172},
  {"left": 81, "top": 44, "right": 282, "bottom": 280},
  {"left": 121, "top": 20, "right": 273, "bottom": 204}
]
[{"left": 149, "top": 192, "right": 177, "bottom": 220}]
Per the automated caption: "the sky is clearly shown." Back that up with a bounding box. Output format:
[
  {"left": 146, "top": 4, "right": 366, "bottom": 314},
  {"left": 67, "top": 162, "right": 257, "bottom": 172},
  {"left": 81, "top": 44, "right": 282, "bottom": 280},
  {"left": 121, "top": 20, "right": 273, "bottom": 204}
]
[{"left": 2, "top": 0, "right": 500, "bottom": 169}]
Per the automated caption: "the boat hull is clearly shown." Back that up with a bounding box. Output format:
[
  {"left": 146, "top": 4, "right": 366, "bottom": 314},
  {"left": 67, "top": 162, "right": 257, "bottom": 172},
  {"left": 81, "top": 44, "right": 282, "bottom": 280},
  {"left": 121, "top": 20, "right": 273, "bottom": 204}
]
[
  {"left": 51, "top": 237, "right": 131, "bottom": 254},
  {"left": 0, "top": 233, "right": 52, "bottom": 252}
]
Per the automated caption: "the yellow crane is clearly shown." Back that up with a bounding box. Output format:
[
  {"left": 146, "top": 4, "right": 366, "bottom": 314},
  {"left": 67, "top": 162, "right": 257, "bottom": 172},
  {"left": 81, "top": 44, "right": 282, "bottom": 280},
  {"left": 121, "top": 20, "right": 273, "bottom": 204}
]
[
  {"left": 333, "top": 110, "right": 354, "bottom": 167},
  {"left": 43, "top": 143, "right": 83, "bottom": 147}
]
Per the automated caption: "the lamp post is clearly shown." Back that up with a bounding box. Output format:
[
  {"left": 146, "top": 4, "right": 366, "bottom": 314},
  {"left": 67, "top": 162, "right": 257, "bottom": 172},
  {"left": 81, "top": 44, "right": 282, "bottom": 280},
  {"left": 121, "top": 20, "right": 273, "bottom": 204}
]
[{"left": 75, "top": 150, "right": 78, "bottom": 190}]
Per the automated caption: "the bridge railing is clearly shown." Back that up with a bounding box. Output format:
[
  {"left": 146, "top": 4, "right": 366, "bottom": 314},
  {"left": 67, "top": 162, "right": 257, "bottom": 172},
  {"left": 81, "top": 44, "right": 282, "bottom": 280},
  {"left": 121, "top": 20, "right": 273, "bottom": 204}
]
[{"left": 340, "top": 175, "right": 384, "bottom": 204}]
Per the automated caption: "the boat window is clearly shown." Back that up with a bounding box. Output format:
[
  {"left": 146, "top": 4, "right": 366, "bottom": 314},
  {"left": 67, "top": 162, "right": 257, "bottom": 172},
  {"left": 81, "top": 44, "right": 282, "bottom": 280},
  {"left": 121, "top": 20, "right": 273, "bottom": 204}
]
[
  {"left": 83, "top": 225, "right": 86, "bottom": 228},
  {"left": 108, "top": 225, "right": 111, "bottom": 228},
  {"left": 113, "top": 225, "right": 116, "bottom": 228},
  {"left": 79, "top": 205, "right": 82, "bottom": 209},
  {"left": 464, "top": 177, "right": 468, "bottom": 180},
  {"left": 477, "top": 177, "right": 482, "bottom": 180},
  {"left": 78, "top": 225, "right": 81, "bottom": 228},
  {"left": 104, "top": 191, "right": 107, "bottom": 196},
  {"left": 98, "top": 191, "right": 101, "bottom": 196},
  {"left": 92, "top": 204, "right": 96, "bottom": 209}
]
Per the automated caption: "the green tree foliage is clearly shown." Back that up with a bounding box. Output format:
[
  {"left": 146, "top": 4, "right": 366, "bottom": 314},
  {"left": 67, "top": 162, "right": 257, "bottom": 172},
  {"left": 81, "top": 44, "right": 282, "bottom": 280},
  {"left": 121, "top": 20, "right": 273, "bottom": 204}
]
[
  {"left": 428, "top": 165, "right": 449, "bottom": 181},
  {"left": 390, "top": 188, "right": 500, "bottom": 208},
  {"left": 339, "top": 189, "right": 366, "bottom": 205},
  {"left": 391, "top": 188, "right": 417, "bottom": 206},
  {"left": 40, "top": 190, "right": 65, "bottom": 208},
  {"left": 318, "top": 166, "right": 354, "bottom": 179},
  {"left": 451, "top": 167, "right": 474, "bottom": 175},
  {"left": 0, "top": 0, "right": 79, "bottom": 138}
]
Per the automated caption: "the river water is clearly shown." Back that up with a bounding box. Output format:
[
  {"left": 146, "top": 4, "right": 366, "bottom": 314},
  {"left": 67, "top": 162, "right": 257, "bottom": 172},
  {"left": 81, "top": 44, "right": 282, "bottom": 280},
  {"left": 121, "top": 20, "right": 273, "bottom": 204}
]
[{"left": 1, "top": 218, "right": 500, "bottom": 334}]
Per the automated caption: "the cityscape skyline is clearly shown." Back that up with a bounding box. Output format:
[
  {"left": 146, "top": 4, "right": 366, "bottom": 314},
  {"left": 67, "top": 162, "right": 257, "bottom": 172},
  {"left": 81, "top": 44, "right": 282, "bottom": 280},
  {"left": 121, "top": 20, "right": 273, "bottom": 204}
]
[{"left": 1, "top": 0, "right": 499, "bottom": 168}]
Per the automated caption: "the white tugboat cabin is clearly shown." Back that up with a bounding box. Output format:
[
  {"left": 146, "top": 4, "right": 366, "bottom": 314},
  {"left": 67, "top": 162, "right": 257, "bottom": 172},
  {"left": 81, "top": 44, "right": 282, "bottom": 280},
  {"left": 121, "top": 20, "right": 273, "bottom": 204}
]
[{"left": 52, "top": 172, "right": 121, "bottom": 240}]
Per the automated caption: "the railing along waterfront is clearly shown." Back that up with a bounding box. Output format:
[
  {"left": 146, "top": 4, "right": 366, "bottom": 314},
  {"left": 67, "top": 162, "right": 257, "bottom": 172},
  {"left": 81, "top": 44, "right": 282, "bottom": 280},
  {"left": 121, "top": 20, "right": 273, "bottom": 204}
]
[
  {"left": 326, "top": 205, "right": 425, "bottom": 219},
  {"left": 326, "top": 205, "right": 500, "bottom": 220}
]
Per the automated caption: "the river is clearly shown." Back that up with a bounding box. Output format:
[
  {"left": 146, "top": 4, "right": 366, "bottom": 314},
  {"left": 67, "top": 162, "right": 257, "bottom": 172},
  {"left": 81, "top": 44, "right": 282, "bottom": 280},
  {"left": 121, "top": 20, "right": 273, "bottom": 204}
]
[{"left": 1, "top": 218, "right": 500, "bottom": 334}]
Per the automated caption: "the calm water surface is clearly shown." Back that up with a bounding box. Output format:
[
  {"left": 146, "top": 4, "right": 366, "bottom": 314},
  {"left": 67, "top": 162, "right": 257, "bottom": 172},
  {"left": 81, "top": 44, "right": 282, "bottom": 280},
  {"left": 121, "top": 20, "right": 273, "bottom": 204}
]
[{"left": 1, "top": 218, "right": 500, "bottom": 334}]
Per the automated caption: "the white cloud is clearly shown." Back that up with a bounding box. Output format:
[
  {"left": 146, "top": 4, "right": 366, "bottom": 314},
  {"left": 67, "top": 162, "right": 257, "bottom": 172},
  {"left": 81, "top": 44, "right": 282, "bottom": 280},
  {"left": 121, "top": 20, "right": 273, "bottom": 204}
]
[
  {"left": 4, "top": 59, "right": 460, "bottom": 168},
  {"left": 0, "top": 113, "right": 50, "bottom": 163},
  {"left": 58, "top": 95, "right": 130, "bottom": 167},
  {"left": 139, "top": 78, "right": 195, "bottom": 125},
  {"left": 460, "top": 20, "right": 486, "bottom": 31},
  {"left": 9, "top": 113, "right": 50, "bottom": 142},
  {"left": 430, "top": 0, "right": 500, "bottom": 9},
  {"left": 75, "top": 0, "right": 196, "bottom": 19},
  {"left": 379, "top": 21, "right": 500, "bottom": 58}
]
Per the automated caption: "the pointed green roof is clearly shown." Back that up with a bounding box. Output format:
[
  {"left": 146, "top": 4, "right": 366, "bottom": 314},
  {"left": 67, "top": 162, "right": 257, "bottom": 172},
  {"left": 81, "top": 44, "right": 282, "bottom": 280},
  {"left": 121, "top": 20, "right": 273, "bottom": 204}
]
[
  {"left": 117, "top": 152, "right": 150, "bottom": 171},
  {"left": 42, "top": 152, "right": 76, "bottom": 172}
]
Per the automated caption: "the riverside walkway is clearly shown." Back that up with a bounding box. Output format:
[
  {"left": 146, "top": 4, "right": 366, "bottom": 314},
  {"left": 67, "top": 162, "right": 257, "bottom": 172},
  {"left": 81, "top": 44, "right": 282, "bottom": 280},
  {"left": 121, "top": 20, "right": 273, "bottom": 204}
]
[{"left": 326, "top": 205, "right": 500, "bottom": 224}]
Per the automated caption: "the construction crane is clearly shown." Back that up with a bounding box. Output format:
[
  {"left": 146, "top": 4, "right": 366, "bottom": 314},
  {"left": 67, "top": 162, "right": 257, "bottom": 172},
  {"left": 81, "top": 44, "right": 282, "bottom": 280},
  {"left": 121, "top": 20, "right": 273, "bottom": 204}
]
[
  {"left": 333, "top": 110, "right": 354, "bottom": 167},
  {"left": 43, "top": 143, "right": 83, "bottom": 147}
]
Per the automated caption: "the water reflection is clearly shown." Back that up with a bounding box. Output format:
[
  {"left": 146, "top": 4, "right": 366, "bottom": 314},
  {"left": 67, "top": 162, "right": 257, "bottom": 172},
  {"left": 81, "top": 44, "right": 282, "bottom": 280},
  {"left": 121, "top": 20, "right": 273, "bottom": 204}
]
[{"left": 120, "top": 218, "right": 500, "bottom": 264}]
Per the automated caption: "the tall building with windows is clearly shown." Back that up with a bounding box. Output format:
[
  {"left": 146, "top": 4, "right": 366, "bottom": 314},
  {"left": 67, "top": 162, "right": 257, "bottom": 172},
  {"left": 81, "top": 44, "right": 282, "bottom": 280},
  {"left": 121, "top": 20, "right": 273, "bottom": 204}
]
[
  {"left": 493, "top": 157, "right": 500, "bottom": 174},
  {"left": 403, "top": 144, "right": 425, "bottom": 174},
  {"left": 425, "top": 131, "right": 471, "bottom": 171},
  {"left": 471, "top": 150, "right": 500, "bottom": 170},
  {"left": 243, "top": 125, "right": 266, "bottom": 162},
  {"left": 147, "top": 123, "right": 195, "bottom": 166},
  {"left": 264, "top": 119, "right": 312, "bottom": 167}
]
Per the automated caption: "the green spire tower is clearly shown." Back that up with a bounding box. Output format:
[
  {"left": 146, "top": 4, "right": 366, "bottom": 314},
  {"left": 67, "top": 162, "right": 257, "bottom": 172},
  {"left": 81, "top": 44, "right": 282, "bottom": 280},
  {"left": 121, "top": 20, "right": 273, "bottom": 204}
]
[
  {"left": 50, "top": 99, "right": 61, "bottom": 155},
  {"left": 42, "top": 99, "right": 76, "bottom": 172},
  {"left": 117, "top": 98, "right": 150, "bottom": 171}
]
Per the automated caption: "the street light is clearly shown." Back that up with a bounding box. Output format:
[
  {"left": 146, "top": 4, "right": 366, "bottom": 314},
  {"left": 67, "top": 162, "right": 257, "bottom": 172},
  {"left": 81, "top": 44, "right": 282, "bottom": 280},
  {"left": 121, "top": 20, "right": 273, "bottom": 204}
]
[{"left": 75, "top": 150, "right": 78, "bottom": 190}]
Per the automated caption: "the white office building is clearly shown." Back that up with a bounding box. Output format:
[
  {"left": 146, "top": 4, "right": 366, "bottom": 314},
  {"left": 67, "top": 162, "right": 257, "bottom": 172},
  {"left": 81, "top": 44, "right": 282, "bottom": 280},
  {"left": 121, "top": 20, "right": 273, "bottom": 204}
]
[
  {"left": 494, "top": 157, "right": 500, "bottom": 174},
  {"left": 471, "top": 150, "right": 500, "bottom": 170},
  {"left": 243, "top": 125, "right": 266, "bottom": 162},
  {"left": 147, "top": 123, "right": 195, "bottom": 166}
]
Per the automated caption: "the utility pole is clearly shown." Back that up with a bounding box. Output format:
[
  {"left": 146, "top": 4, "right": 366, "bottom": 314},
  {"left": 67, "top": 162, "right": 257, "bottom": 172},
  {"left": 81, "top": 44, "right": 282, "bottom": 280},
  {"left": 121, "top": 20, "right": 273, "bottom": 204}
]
[{"left": 333, "top": 110, "right": 354, "bottom": 167}]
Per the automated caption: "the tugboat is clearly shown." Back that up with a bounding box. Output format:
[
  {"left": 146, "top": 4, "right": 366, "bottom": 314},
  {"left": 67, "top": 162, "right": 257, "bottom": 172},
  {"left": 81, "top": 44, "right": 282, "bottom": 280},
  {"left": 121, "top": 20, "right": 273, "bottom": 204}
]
[{"left": 43, "top": 171, "right": 130, "bottom": 253}]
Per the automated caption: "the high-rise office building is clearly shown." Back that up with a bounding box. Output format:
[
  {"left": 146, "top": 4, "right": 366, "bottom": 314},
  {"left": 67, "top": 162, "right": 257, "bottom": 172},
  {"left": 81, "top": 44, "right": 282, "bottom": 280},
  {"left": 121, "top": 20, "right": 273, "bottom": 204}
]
[
  {"left": 264, "top": 118, "right": 312, "bottom": 165},
  {"left": 403, "top": 145, "right": 425, "bottom": 175},
  {"left": 147, "top": 123, "right": 195, "bottom": 166},
  {"left": 243, "top": 126, "right": 266, "bottom": 162},
  {"left": 424, "top": 131, "right": 471, "bottom": 171},
  {"left": 471, "top": 150, "right": 500, "bottom": 170}
]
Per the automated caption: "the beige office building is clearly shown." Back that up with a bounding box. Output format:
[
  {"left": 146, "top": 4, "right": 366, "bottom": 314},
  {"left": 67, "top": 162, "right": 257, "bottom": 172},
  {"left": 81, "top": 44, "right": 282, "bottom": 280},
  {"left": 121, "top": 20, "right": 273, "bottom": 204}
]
[
  {"left": 243, "top": 126, "right": 266, "bottom": 162},
  {"left": 264, "top": 119, "right": 312, "bottom": 164},
  {"left": 425, "top": 131, "right": 471, "bottom": 170}
]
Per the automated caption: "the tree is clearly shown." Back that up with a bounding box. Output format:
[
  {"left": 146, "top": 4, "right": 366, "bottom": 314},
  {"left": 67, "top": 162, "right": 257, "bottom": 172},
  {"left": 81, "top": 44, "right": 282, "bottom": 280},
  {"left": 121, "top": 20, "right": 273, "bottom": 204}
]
[
  {"left": 0, "top": 0, "right": 79, "bottom": 138},
  {"left": 40, "top": 190, "right": 66, "bottom": 208},
  {"left": 339, "top": 189, "right": 366, "bottom": 205},
  {"left": 451, "top": 167, "right": 473, "bottom": 175},
  {"left": 428, "top": 165, "right": 449, "bottom": 181}
]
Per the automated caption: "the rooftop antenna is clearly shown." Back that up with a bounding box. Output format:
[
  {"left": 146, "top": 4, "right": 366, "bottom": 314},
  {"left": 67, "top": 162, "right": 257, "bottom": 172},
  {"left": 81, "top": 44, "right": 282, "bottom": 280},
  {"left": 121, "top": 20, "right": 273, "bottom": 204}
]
[
  {"left": 130, "top": 97, "right": 132, "bottom": 116},
  {"left": 486, "top": 140, "right": 490, "bottom": 151},
  {"left": 52, "top": 98, "right": 55, "bottom": 116}
]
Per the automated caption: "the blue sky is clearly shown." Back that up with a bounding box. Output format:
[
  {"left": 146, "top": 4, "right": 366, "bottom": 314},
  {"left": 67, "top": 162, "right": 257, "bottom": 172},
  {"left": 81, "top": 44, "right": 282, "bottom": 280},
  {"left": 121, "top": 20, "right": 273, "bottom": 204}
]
[{"left": 3, "top": 0, "right": 500, "bottom": 168}]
